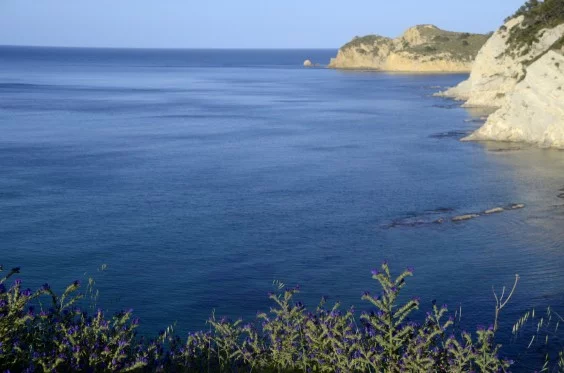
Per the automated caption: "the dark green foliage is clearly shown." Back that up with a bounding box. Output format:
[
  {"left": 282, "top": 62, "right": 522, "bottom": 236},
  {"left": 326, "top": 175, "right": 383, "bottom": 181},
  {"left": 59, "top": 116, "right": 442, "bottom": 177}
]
[
  {"left": 505, "top": 0, "right": 564, "bottom": 55},
  {"left": 402, "top": 28, "right": 489, "bottom": 60},
  {"left": 433, "top": 35, "right": 451, "bottom": 43},
  {"left": 343, "top": 35, "right": 391, "bottom": 50},
  {"left": 340, "top": 27, "right": 488, "bottom": 62},
  {"left": 553, "top": 35, "right": 564, "bottom": 51}
]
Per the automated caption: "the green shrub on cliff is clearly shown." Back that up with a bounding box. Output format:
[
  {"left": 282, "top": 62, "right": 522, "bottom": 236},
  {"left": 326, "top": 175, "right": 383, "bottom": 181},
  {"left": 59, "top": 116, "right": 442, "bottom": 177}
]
[
  {"left": 343, "top": 35, "right": 390, "bottom": 50},
  {"left": 506, "top": 0, "right": 564, "bottom": 55},
  {"left": 403, "top": 28, "right": 488, "bottom": 60}
]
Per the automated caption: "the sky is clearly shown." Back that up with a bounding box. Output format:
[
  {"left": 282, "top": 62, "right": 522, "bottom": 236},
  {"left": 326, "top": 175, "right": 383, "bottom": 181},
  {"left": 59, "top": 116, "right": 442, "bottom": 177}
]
[{"left": 0, "top": 0, "right": 526, "bottom": 49}]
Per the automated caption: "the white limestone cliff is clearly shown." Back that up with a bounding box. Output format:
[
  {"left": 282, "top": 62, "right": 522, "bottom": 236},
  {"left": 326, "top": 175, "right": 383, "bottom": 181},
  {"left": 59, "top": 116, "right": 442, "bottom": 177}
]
[
  {"left": 437, "top": 13, "right": 564, "bottom": 149},
  {"left": 463, "top": 50, "right": 564, "bottom": 148},
  {"left": 438, "top": 17, "right": 564, "bottom": 107}
]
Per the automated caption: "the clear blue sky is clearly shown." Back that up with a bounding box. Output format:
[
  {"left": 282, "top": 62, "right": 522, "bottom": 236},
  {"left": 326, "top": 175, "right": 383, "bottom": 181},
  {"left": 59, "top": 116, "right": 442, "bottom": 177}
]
[{"left": 0, "top": 0, "right": 526, "bottom": 49}]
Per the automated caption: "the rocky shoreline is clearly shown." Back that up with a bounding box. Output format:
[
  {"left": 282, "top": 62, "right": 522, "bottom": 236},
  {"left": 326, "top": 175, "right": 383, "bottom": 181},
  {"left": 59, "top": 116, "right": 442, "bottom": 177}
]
[
  {"left": 305, "top": 3, "right": 564, "bottom": 150},
  {"left": 437, "top": 14, "right": 564, "bottom": 149}
]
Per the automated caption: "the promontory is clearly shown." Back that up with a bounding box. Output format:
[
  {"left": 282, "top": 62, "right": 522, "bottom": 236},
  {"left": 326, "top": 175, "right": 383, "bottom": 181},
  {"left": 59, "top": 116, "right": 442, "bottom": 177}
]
[
  {"left": 439, "top": 0, "right": 564, "bottom": 149},
  {"left": 328, "top": 25, "right": 489, "bottom": 72}
]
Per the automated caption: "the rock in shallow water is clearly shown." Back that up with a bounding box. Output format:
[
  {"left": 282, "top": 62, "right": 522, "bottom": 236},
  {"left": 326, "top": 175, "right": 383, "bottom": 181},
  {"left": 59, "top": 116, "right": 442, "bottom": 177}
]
[
  {"left": 510, "top": 203, "right": 526, "bottom": 209},
  {"left": 303, "top": 59, "right": 313, "bottom": 67},
  {"left": 452, "top": 214, "right": 480, "bottom": 222},
  {"left": 484, "top": 207, "right": 504, "bottom": 214}
]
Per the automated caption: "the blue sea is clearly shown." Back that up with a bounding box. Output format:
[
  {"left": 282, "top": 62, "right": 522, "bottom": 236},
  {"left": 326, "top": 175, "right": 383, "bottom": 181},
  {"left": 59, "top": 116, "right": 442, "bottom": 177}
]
[{"left": 1, "top": 46, "right": 563, "bottom": 363}]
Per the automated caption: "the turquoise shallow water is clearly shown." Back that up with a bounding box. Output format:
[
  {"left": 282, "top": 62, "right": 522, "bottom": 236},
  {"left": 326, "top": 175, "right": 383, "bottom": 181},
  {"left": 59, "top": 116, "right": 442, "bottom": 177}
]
[{"left": 0, "top": 46, "right": 563, "bottom": 366}]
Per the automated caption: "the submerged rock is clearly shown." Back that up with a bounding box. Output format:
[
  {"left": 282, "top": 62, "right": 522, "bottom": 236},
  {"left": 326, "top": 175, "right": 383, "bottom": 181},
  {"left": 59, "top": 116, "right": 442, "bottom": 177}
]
[
  {"left": 452, "top": 214, "right": 480, "bottom": 222},
  {"left": 427, "top": 207, "right": 455, "bottom": 214},
  {"left": 487, "top": 147, "right": 522, "bottom": 153},
  {"left": 429, "top": 130, "right": 471, "bottom": 140}
]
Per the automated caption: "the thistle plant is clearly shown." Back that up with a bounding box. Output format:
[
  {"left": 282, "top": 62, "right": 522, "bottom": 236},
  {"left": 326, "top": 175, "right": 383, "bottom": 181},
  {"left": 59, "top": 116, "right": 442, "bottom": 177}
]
[
  {"left": 168, "top": 262, "right": 514, "bottom": 372},
  {"left": 0, "top": 265, "right": 158, "bottom": 372},
  {"left": 0, "top": 262, "right": 560, "bottom": 372}
]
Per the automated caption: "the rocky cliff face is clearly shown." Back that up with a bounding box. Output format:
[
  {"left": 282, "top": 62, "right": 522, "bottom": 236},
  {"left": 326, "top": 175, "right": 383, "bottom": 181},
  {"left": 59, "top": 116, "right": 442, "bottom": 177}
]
[
  {"left": 437, "top": 9, "right": 564, "bottom": 149},
  {"left": 463, "top": 50, "right": 564, "bottom": 148},
  {"left": 438, "top": 17, "right": 564, "bottom": 107},
  {"left": 329, "top": 25, "right": 488, "bottom": 72}
]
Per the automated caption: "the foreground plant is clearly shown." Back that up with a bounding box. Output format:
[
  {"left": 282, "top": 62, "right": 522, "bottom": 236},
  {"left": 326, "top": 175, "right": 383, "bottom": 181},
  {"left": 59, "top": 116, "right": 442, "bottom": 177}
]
[
  {"left": 0, "top": 262, "right": 561, "bottom": 372},
  {"left": 0, "top": 266, "right": 157, "bottom": 372}
]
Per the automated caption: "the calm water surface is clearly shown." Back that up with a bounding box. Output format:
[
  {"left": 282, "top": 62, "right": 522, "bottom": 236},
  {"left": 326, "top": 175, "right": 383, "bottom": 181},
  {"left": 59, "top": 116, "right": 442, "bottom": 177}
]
[{"left": 1, "top": 47, "right": 563, "bottom": 362}]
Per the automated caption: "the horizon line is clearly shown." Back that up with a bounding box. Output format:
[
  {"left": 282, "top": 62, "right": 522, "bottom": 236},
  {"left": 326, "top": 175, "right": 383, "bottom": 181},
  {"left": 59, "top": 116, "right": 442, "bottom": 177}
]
[{"left": 0, "top": 44, "right": 339, "bottom": 51}]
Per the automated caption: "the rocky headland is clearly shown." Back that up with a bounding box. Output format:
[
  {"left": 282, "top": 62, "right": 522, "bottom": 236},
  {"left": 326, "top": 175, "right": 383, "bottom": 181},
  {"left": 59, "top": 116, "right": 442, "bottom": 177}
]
[
  {"left": 439, "top": 0, "right": 564, "bottom": 148},
  {"left": 328, "top": 25, "right": 489, "bottom": 72}
]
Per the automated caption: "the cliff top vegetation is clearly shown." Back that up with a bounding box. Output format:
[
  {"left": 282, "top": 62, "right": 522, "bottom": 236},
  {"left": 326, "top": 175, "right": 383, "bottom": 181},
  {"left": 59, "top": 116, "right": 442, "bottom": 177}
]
[
  {"left": 506, "top": 0, "right": 564, "bottom": 54},
  {"left": 341, "top": 26, "right": 489, "bottom": 61}
]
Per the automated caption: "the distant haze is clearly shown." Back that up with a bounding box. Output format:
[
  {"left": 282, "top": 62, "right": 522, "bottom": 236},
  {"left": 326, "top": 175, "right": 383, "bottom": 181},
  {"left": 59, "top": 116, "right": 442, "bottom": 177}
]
[{"left": 1, "top": 0, "right": 526, "bottom": 49}]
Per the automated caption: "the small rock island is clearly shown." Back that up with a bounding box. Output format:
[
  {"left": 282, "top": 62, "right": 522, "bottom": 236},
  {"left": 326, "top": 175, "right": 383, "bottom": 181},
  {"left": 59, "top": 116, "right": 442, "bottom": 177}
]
[{"left": 328, "top": 25, "right": 489, "bottom": 72}]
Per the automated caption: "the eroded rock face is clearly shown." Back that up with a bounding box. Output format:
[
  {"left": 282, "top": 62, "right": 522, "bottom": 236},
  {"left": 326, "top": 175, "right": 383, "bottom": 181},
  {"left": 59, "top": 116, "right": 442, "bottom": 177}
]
[
  {"left": 439, "top": 17, "right": 564, "bottom": 108},
  {"left": 329, "top": 25, "right": 488, "bottom": 72},
  {"left": 438, "top": 13, "right": 564, "bottom": 149},
  {"left": 463, "top": 51, "right": 564, "bottom": 148},
  {"left": 328, "top": 35, "right": 394, "bottom": 70}
]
